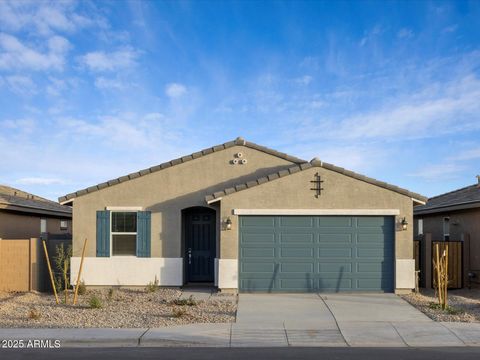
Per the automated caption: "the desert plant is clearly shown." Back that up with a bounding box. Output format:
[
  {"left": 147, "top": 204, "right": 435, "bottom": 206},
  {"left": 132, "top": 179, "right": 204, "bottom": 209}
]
[
  {"left": 107, "top": 288, "right": 115, "bottom": 300},
  {"left": 145, "top": 276, "right": 159, "bottom": 293},
  {"left": 53, "top": 243, "right": 72, "bottom": 292},
  {"left": 89, "top": 295, "right": 103, "bottom": 309},
  {"left": 172, "top": 307, "right": 187, "bottom": 318},
  {"left": 28, "top": 308, "right": 41, "bottom": 320},
  {"left": 171, "top": 295, "right": 197, "bottom": 306},
  {"left": 76, "top": 281, "right": 87, "bottom": 296},
  {"left": 433, "top": 243, "right": 449, "bottom": 310}
]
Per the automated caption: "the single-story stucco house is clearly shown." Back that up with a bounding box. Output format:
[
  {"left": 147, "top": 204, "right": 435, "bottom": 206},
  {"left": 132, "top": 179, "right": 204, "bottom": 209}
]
[
  {"left": 414, "top": 176, "right": 480, "bottom": 287},
  {"left": 60, "top": 137, "right": 426, "bottom": 293}
]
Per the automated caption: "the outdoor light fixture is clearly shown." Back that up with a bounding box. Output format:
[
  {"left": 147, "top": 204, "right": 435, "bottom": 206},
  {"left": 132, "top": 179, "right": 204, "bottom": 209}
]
[
  {"left": 225, "top": 217, "right": 232, "bottom": 230},
  {"left": 401, "top": 217, "right": 408, "bottom": 231}
]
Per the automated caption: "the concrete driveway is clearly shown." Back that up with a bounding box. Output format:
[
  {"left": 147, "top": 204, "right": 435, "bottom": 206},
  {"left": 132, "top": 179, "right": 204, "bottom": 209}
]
[
  {"left": 233, "top": 293, "right": 469, "bottom": 347},
  {"left": 236, "top": 293, "right": 430, "bottom": 325}
]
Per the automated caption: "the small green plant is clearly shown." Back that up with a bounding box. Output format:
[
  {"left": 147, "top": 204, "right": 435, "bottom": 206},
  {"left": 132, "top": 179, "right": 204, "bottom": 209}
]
[
  {"left": 107, "top": 288, "right": 115, "bottom": 300},
  {"left": 171, "top": 295, "right": 197, "bottom": 306},
  {"left": 28, "top": 308, "right": 41, "bottom": 320},
  {"left": 76, "top": 281, "right": 87, "bottom": 296},
  {"left": 172, "top": 307, "right": 187, "bottom": 318},
  {"left": 145, "top": 276, "right": 159, "bottom": 293},
  {"left": 429, "top": 302, "right": 461, "bottom": 315},
  {"left": 429, "top": 302, "right": 441, "bottom": 310},
  {"left": 89, "top": 295, "right": 103, "bottom": 309}
]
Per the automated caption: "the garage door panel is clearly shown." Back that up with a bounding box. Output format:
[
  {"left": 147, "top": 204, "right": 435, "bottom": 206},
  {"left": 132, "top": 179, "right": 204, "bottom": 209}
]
[
  {"left": 241, "top": 247, "right": 275, "bottom": 258},
  {"left": 318, "top": 217, "right": 353, "bottom": 227},
  {"left": 357, "top": 233, "right": 389, "bottom": 243},
  {"left": 239, "top": 216, "right": 394, "bottom": 292},
  {"left": 241, "top": 217, "right": 275, "bottom": 227},
  {"left": 356, "top": 247, "right": 388, "bottom": 258},
  {"left": 318, "top": 278, "right": 353, "bottom": 291},
  {"left": 240, "top": 278, "right": 276, "bottom": 291},
  {"left": 280, "top": 233, "right": 315, "bottom": 244},
  {"left": 279, "top": 278, "right": 316, "bottom": 291},
  {"left": 280, "top": 247, "right": 314, "bottom": 258},
  {"left": 319, "top": 233, "right": 352, "bottom": 243},
  {"left": 318, "top": 262, "right": 352, "bottom": 273},
  {"left": 241, "top": 262, "right": 276, "bottom": 273},
  {"left": 318, "top": 248, "right": 352, "bottom": 258},
  {"left": 357, "top": 262, "right": 389, "bottom": 272},
  {"left": 279, "top": 217, "right": 315, "bottom": 227},
  {"left": 281, "top": 263, "right": 314, "bottom": 273},
  {"left": 241, "top": 233, "right": 276, "bottom": 244}
]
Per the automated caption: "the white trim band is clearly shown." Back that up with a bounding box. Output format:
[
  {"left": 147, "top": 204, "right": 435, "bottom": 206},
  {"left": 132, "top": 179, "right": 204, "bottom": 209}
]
[
  {"left": 106, "top": 206, "right": 143, "bottom": 211},
  {"left": 233, "top": 209, "right": 401, "bottom": 216}
]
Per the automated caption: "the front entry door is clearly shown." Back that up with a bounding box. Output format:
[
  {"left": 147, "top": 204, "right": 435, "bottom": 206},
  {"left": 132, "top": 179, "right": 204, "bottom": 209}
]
[{"left": 184, "top": 208, "right": 216, "bottom": 282}]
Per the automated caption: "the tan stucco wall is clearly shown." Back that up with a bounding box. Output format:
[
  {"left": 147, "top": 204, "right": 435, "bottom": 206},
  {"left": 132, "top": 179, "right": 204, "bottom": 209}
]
[
  {"left": 418, "top": 209, "right": 480, "bottom": 271},
  {"left": 0, "top": 210, "right": 71, "bottom": 239},
  {"left": 219, "top": 166, "right": 414, "bottom": 260},
  {"left": 72, "top": 146, "right": 294, "bottom": 257}
]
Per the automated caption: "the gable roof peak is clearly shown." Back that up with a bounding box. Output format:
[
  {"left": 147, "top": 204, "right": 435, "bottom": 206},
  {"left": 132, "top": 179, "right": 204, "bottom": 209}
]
[
  {"left": 310, "top": 157, "right": 323, "bottom": 166},
  {"left": 235, "top": 136, "right": 246, "bottom": 145}
]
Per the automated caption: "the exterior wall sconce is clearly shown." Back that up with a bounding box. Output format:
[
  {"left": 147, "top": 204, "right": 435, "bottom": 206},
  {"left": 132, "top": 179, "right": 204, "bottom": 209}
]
[
  {"left": 225, "top": 217, "right": 232, "bottom": 230},
  {"left": 401, "top": 217, "right": 408, "bottom": 231}
]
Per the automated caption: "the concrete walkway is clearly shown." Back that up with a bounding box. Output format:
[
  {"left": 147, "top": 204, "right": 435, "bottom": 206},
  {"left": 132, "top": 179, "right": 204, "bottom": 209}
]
[{"left": 0, "top": 294, "right": 479, "bottom": 347}]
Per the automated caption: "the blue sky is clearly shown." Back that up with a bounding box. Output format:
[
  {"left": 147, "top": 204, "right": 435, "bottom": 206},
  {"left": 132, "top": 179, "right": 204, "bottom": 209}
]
[{"left": 1, "top": 0, "right": 479, "bottom": 201}]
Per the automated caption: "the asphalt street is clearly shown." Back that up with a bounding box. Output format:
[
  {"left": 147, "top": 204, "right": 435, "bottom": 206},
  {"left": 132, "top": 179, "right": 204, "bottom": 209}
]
[{"left": 1, "top": 347, "right": 480, "bottom": 360}]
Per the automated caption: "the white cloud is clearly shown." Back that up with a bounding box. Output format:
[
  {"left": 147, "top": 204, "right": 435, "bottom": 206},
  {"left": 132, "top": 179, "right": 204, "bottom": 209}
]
[
  {"left": 452, "top": 148, "right": 480, "bottom": 161},
  {"left": 294, "top": 75, "right": 313, "bottom": 85},
  {"left": 329, "top": 75, "right": 480, "bottom": 141},
  {"left": 0, "top": 33, "right": 70, "bottom": 71},
  {"left": 94, "top": 77, "right": 125, "bottom": 90},
  {"left": 409, "top": 163, "right": 466, "bottom": 181},
  {"left": 16, "top": 177, "right": 65, "bottom": 185},
  {"left": 5, "top": 75, "right": 37, "bottom": 95},
  {"left": 165, "top": 83, "right": 187, "bottom": 98},
  {"left": 80, "top": 48, "right": 139, "bottom": 72},
  {"left": 0, "top": 0, "right": 100, "bottom": 36}
]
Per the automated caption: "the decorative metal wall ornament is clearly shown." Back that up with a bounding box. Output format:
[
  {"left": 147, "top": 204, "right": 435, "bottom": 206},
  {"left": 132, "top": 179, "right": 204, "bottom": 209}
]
[{"left": 310, "top": 172, "right": 324, "bottom": 198}]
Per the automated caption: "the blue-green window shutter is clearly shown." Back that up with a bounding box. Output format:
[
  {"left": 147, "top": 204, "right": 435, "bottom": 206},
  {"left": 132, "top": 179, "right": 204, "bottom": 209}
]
[
  {"left": 96, "top": 210, "right": 110, "bottom": 257},
  {"left": 136, "top": 211, "right": 151, "bottom": 257}
]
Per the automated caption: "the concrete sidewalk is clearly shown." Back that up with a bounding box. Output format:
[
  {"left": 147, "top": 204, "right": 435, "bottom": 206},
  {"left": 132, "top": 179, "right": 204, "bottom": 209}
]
[{"left": 0, "top": 322, "right": 479, "bottom": 348}]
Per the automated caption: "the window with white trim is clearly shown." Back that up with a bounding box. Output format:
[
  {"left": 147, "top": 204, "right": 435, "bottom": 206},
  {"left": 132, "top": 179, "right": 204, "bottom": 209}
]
[
  {"left": 60, "top": 220, "right": 68, "bottom": 230},
  {"left": 111, "top": 211, "right": 137, "bottom": 256},
  {"left": 443, "top": 217, "right": 450, "bottom": 241},
  {"left": 417, "top": 218, "right": 423, "bottom": 236},
  {"left": 40, "top": 219, "right": 47, "bottom": 233}
]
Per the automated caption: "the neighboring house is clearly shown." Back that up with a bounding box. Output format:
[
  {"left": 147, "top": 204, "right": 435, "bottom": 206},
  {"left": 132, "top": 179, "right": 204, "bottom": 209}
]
[
  {"left": 0, "top": 185, "right": 72, "bottom": 239},
  {"left": 0, "top": 185, "right": 72, "bottom": 292},
  {"left": 414, "top": 177, "right": 480, "bottom": 284},
  {"left": 60, "top": 137, "right": 426, "bottom": 293}
]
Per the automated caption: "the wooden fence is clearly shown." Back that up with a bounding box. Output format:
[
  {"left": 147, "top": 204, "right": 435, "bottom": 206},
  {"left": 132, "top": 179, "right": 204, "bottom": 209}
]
[
  {"left": 415, "top": 236, "right": 464, "bottom": 289},
  {"left": 0, "top": 236, "right": 72, "bottom": 292},
  {"left": 432, "top": 241, "right": 462, "bottom": 289},
  {"left": 0, "top": 238, "right": 43, "bottom": 292}
]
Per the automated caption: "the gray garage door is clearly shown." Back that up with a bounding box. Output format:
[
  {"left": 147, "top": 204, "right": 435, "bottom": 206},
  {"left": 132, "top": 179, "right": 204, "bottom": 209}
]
[{"left": 239, "top": 216, "right": 394, "bottom": 292}]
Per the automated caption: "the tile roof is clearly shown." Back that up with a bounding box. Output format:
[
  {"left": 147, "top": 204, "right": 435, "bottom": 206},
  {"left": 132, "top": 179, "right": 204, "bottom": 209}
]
[
  {"left": 414, "top": 182, "right": 480, "bottom": 215},
  {"left": 58, "top": 137, "right": 306, "bottom": 203},
  {"left": 0, "top": 185, "right": 72, "bottom": 216},
  {"left": 205, "top": 158, "right": 428, "bottom": 203}
]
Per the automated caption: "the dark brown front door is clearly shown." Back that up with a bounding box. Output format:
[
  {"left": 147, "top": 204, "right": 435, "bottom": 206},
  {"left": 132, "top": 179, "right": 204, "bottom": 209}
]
[{"left": 184, "top": 207, "right": 216, "bottom": 283}]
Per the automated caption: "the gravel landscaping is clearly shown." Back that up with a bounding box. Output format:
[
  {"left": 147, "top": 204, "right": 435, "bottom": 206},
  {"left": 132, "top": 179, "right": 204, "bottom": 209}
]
[
  {"left": 0, "top": 288, "right": 237, "bottom": 328},
  {"left": 402, "top": 288, "right": 480, "bottom": 322}
]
